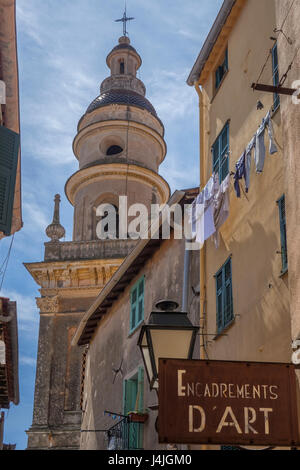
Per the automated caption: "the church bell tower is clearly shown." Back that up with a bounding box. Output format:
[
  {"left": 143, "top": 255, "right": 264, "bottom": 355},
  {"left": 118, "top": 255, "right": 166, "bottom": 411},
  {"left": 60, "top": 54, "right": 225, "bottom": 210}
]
[{"left": 25, "top": 32, "right": 169, "bottom": 450}]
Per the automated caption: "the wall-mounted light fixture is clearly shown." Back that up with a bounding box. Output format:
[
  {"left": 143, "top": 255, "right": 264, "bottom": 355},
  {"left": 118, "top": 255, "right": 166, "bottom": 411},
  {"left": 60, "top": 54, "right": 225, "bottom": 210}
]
[{"left": 137, "top": 300, "right": 199, "bottom": 391}]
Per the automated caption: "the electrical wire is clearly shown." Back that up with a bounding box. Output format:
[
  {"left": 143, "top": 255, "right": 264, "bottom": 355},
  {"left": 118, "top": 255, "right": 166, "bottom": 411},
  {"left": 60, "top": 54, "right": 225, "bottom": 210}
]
[
  {"left": 0, "top": 234, "right": 15, "bottom": 293},
  {"left": 124, "top": 47, "right": 131, "bottom": 198},
  {"left": 279, "top": 0, "right": 296, "bottom": 31},
  {"left": 254, "top": 0, "right": 298, "bottom": 88},
  {"left": 254, "top": 49, "right": 272, "bottom": 88},
  {"left": 279, "top": 44, "right": 300, "bottom": 87}
]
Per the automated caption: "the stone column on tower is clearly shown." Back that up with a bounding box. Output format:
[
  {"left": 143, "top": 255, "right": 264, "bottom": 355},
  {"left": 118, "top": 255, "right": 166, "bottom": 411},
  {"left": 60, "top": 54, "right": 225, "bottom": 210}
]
[{"left": 25, "top": 35, "right": 169, "bottom": 450}]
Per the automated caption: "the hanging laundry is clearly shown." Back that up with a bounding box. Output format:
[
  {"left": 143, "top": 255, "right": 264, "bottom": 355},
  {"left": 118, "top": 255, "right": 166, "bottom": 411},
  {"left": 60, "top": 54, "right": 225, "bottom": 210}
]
[
  {"left": 190, "top": 173, "right": 219, "bottom": 246},
  {"left": 190, "top": 173, "right": 230, "bottom": 248},
  {"left": 233, "top": 151, "right": 246, "bottom": 198},
  {"left": 212, "top": 174, "right": 231, "bottom": 248},
  {"left": 245, "top": 136, "right": 256, "bottom": 189},
  {"left": 255, "top": 110, "right": 278, "bottom": 173}
]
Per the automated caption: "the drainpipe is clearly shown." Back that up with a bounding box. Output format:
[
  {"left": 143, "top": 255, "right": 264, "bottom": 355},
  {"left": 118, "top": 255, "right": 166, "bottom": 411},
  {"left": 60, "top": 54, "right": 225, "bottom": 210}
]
[
  {"left": 194, "top": 82, "right": 208, "bottom": 453},
  {"left": 194, "top": 80, "right": 207, "bottom": 363},
  {"left": 182, "top": 249, "right": 190, "bottom": 313}
]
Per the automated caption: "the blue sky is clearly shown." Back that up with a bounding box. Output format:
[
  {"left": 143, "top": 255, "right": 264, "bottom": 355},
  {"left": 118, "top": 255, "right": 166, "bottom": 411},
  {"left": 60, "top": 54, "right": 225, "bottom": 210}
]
[{"left": 1, "top": 0, "right": 223, "bottom": 449}]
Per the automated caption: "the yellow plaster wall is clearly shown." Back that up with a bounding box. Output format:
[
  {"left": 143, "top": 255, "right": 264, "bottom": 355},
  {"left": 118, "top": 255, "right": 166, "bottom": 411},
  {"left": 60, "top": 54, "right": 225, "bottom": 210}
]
[{"left": 200, "top": 0, "right": 291, "bottom": 364}]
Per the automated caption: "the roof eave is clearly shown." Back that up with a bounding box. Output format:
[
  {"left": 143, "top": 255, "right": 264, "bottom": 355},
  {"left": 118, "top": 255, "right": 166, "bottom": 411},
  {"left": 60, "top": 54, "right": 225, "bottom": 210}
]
[{"left": 186, "top": 0, "right": 237, "bottom": 86}]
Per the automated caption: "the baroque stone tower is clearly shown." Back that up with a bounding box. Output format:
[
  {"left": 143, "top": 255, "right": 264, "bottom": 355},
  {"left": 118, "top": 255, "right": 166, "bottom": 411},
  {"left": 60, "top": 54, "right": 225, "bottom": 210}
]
[{"left": 25, "top": 36, "right": 169, "bottom": 450}]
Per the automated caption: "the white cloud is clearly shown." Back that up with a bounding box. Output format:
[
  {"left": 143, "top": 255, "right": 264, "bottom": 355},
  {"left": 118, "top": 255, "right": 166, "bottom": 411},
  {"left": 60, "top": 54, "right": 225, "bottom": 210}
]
[
  {"left": 22, "top": 201, "right": 50, "bottom": 233},
  {"left": 148, "top": 68, "right": 196, "bottom": 122},
  {"left": 178, "top": 29, "right": 202, "bottom": 41},
  {"left": 16, "top": 2, "right": 44, "bottom": 46},
  {"left": 0, "top": 289, "right": 39, "bottom": 336},
  {"left": 20, "top": 356, "right": 37, "bottom": 367}
]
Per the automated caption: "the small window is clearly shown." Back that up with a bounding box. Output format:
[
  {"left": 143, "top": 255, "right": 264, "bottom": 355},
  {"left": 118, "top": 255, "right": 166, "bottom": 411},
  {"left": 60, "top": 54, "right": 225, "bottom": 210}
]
[
  {"left": 277, "top": 195, "right": 288, "bottom": 273},
  {"left": 212, "top": 122, "right": 229, "bottom": 184},
  {"left": 120, "top": 61, "right": 125, "bottom": 74},
  {"left": 106, "top": 145, "right": 123, "bottom": 156},
  {"left": 130, "top": 277, "right": 144, "bottom": 333},
  {"left": 215, "top": 48, "right": 228, "bottom": 91},
  {"left": 272, "top": 43, "right": 280, "bottom": 111},
  {"left": 96, "top": 204, "right": 119, "bottom": 239},
  {"left": 215, "top": 257, "right": 234, "bottom": 334}
]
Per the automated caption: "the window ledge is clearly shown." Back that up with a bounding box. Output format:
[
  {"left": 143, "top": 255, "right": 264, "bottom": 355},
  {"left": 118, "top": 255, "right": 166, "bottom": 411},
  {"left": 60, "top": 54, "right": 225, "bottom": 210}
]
[
  {"left": 128, "top": 320, "right": 144, "bottom": 338},
  {"left": 213, "top": 318, "right": 235, "bottom": 341}
]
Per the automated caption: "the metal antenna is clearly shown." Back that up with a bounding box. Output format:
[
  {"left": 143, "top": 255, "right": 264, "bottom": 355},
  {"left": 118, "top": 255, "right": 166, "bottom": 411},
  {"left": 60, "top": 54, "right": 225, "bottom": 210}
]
[{"left": 115, "top": 4, "right": 134, "bottom": 37}]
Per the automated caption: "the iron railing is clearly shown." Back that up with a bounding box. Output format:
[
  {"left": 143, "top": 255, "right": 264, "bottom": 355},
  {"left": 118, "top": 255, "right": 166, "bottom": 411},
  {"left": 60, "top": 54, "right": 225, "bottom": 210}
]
[{"left": 105, "top": 417, "right": 143, "bottom": 450}]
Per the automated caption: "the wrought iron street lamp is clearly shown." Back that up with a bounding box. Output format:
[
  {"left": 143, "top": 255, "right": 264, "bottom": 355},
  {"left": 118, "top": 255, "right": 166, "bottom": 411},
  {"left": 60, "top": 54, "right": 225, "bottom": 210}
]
[{"left": 137, "top": 300, "right": 199, "bottom": 391}]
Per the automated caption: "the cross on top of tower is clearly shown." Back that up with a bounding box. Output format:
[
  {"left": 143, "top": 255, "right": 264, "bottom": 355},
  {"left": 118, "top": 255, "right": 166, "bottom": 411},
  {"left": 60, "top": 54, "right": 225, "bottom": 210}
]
[{"left": 115, "top": 6, "right": 135, "bottom": 37}]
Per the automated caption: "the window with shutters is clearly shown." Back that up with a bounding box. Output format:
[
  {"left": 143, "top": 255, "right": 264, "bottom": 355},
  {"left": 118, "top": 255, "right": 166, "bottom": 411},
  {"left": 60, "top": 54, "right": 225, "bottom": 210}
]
[
  {"left": 0, "top": 126, "right": 19, "bottom": 235},
  {"left": 277, "top": 195, "right": 288, "bottom": 274},
  {"left": 130, "top": 276, "right": 144, "bottom": 333},
  {"left": 123, "top": 367, "right": 144, "bottom": 449},
  {"left": 212, "top": 122, "right": 230, "bottom": 184},
  {"left": 215, "top": 257, "right": 234, "bottom": 334},
  {"left": 215, "top": 47, "right": 228, "bottom": 91},
  {"left": 272, "top": 43, "right": 280, "bottom": 111}
]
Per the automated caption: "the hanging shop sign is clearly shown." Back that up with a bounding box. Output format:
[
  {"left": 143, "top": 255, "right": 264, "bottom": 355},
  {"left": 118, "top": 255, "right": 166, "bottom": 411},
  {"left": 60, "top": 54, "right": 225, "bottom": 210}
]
[{"left": 158, "top": 359, "right": 300, "bottom": 447}]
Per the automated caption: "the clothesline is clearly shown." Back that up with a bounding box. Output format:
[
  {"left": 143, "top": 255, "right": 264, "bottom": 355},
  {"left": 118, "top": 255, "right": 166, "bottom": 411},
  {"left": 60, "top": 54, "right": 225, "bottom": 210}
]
[
  {"left": 232, "top": 108, "right": 278, "bottom": 198},
  {"left": 190, "top": 108, "right": 279, "bottom": 248}
]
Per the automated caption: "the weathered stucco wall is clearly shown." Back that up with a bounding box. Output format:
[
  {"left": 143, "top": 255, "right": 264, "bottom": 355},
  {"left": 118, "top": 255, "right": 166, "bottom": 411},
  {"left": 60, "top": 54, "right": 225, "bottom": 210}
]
[
  {"left": 80, "top": 235, "right": 199, "bottom": 450},
  {"left": 275, "top": 0, "right": 300, "bottom": 348},
  {"left": 201, "top": 0, "right": 291, "bottom": 364}
]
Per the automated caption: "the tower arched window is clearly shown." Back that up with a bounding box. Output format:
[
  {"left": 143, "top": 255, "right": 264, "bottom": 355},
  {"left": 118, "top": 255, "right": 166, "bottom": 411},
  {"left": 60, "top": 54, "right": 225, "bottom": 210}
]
[
  {"left": 95, "top": 204, "right": 119, "bottom": 240},
  {"left": 120, "top": 61, "right": 125, "bottom": 74}
]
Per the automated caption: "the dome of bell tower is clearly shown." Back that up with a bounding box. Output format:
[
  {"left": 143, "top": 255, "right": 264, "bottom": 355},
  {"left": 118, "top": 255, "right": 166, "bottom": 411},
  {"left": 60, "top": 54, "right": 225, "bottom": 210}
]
[{"left": 66, "top": 35, "right": 170, "bottom": 242}]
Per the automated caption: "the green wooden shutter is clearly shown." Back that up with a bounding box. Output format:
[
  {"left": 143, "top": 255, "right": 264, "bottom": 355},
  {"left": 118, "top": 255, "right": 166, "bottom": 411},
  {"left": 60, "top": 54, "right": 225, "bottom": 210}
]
[
  {"left": 216, "top": 272, "right": 223, "bottom": 333},
  {"left": 0, "top": 126, "right": 19, "bottom": 235},
  {"left": 130, "top": 286, "right": 138, "bottom": 331},
  {"left": 272, "top": 43, "right": 280, "bottom": 110},
  {"left": 212, "top": 122, "right": 229, "bottom": 184},
  {"left": 130, "top": 276, "right": 145, "bottom": 332},
  {"left": 216, "top": 258, "right": 233, "bottom": 334},
  {"left": 224, "top": 259, "right": 233, "bottom": 325},
  {"left": 123, "top": 378, "right": 138, "bottom": 415},
  {"left": 137, "top": 278, "right": 144, "bottom": 324},
  {"left": 278, "top": 195, "right": 288, "bottom": 273},
  {"left": 137, "top": 367, "right": 144, "bottom": 413}
]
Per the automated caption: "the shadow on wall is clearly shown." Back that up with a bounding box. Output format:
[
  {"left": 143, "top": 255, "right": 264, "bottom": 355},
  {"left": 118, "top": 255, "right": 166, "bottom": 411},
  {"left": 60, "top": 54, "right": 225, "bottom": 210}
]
[{"left": 211, "top": 219, "right": 291, "bottom": 361}]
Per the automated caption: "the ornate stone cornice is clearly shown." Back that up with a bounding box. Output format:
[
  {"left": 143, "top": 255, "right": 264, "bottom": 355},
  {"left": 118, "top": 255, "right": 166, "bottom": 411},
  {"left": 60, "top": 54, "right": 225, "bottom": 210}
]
[
  {"left": 36, "top": 295, "right": 60, "bottom": 313},
  {"left": 73, "top": 119, "right": 166, "bottom": 161},
  {"left": 24, "top": 258, "right": 123, "bottom": 291},
  {"left": 65, "top": 163, "right": 170, "bottom": 207}
]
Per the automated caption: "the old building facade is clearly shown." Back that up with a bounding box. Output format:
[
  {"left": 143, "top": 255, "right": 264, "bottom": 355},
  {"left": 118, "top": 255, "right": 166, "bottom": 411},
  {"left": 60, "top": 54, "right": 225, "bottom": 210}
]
[
  {"left": 187, "top": 0, "right": 299, "bottom": 449},
  {"left": 72, "top": 190, "right": 200, "bottom": 450},
  {"left": 274, "top": 0, "right": 300, "bottom": 389},
  {"left": 26, "top": 0, "right": 300, "bottom": 451},
  {"left": 0, "top": 0, "right": 21, "bottom": 450},
  {"left": 25, "top": 35, "right": 169, "bottom": 450},
  {"left": 0, "top": 0, "right": 22, "bottom": 238}
]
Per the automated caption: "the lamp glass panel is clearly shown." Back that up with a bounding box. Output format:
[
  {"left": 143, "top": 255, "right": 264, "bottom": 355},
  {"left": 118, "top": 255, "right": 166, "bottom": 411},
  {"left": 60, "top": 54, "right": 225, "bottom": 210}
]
[
  {"left": 153, "top": 379, "right": 158, "bottom": 389},
  {"left": 149, "top": 329, "right": 194, "bottom": 375},
  {"left": 141, "top": 346, "right": 154, "bottom": 384}
]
